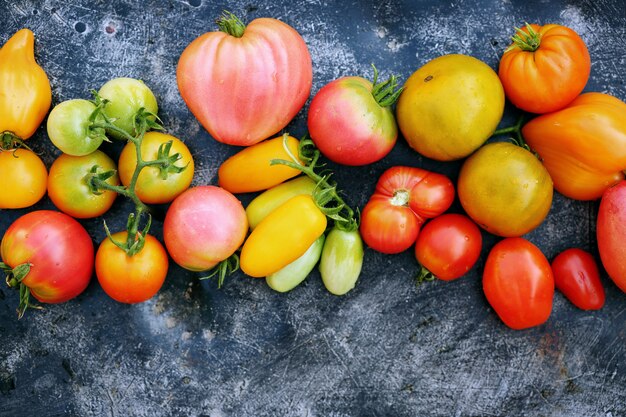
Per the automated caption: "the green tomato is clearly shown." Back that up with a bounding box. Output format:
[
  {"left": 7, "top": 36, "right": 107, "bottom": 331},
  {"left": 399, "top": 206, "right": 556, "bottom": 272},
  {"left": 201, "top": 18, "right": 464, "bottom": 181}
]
[
  {"left": 319, "top": 227, "right": 364, "bottom": 295},
  {"left": 98, "top": 77, "right": 158, "bottom": 138},
  {"left": 266, "top": 235, "right": 325, "bottom": 293},
  {"left": 47, "top": 99, "right": 106, "bottom": 156}
]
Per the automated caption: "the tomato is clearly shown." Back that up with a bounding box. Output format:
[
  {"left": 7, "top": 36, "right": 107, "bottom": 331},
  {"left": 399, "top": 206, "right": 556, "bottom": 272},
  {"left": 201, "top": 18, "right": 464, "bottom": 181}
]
[
  {"left": 415, "top": 214, "right": 482, "bottom": 281},
  {"left": 458, "top": 142, "right": 553, "bottom": 237},
  {"left": 218, "top": 135, "right": 303, "bottom": 194},
  {"left": 483, "top": 237, "right": 554, "bottom": 330},
  {"left": 98, "top": 77, "right": 158, "bottom": 138},
  {"left": 47, "top": 99, "right": 106, "bottom": 156},
  {"left": 240, "top": 195, "right": 327, "bottom": 278},
  {"left": 246, "top": 176, "right": 317, "bottom": 230},
  {"left": 360, "top": 166, "right": 454, "bottom": 254},
  {"left": 499, "top": 23, "right": 590, "bottom": 114},
  {"left": 396, "top": 54, "right": 504, "bottom": 161},
  {"left": 118, "top": 131, "right": 194, "bottom": 204},
  {"left": 95, "top": 232, "right": 168, "bottom": 304},
  {"left": 48, "top": 151, "right": 119, "bottom": 218},
  {"left": 1, "top": 210, "right": 93, "bottom": 317},
  {"left": 266, "top": 235, "right": 325, "bottom": 293},
  {"left": 177, "top": 12, "right": 312, "bottom": 146},
  {"left": 597, "top": 180, "right": 626, "bottom": 293},
  {"left": 307, "top": 70, "right": 399, "bottom": 166},
  {"left": 0, "top": 29, "right": 51, "bottom": 140},
  {"left": 164, "top": 186, "right": 248, "bottom": 272},
  {"left": 319, "top": 227, "right": 364, "bottom": 295},
  {"left": 0, "top": 148, "right": 47, "bottom": 209},
  {"left": 551, "top": 248, "right": 604, "bottom": 310},
  {"left": 523, "top": 93, "right": 626, "bottom": 200}
]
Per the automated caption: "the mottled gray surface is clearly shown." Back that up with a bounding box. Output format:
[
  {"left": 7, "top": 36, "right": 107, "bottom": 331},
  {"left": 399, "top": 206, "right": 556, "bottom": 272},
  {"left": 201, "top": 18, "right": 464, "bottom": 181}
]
[{"left": 1, "top": 1, "right": 625, "bottom": 416}]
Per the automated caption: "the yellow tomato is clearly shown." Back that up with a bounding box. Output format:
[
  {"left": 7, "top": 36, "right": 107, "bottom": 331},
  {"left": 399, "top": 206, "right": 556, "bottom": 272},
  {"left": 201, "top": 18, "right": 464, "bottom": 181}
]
[
  {"left": 0, "top": 148, "right": 47, "bottom": 209},
  {"left": 396, "top": 54, "right": 504, "bottom": 161}
]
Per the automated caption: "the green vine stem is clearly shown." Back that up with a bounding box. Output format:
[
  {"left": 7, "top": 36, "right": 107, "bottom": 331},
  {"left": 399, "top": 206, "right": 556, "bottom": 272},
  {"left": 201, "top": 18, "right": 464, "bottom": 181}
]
[
  {"left": 491, "top": 115, "right": 537, "bottom": 154},
  {"left": 0, "top": 132, "right": 34, "bottom": 152},
  {"left": 415, "top": 265, "right": 436, "bottom": 287},
  {"left": 370, "top": 64, "right": 404, "bottom": 107},
  {"left": 216, "top": 11, "right": 246, "bottom": 38}
]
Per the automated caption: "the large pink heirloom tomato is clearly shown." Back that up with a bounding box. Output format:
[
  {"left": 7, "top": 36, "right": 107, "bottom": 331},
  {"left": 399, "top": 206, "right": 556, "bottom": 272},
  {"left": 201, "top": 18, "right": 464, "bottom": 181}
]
[
  {"left": 177, "top": 12, "right": 312, "bottom": 146},
  {"left": 163, "top": 186, "right": 248, "bottom": 272}
]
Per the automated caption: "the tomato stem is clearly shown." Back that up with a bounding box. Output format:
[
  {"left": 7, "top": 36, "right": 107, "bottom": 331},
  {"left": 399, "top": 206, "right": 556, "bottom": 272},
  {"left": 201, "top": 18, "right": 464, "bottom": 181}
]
[
  {"left": 370, "top": 64, "right": 404, "bottom": 107},
  {"left": 415, "top": 265, "right": 436, "bottom": 287},
  {"left": 1, "top": 262, "right": 40, "bottom": 319},
  {"left": 508, "top": 23, "right": 542, "bottom": 53},
  {"left": 216, "top": 11, "right": 246, "bottom": 38},
  {"left": 199, "top": 253, "right": 240, "bottom": 288}
]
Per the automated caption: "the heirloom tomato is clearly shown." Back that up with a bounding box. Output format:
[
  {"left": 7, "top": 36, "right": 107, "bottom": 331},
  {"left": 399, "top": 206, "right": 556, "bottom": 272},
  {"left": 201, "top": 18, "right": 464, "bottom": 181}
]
[
  {"left": 597, "top": 180, "right": 626, "bottom": 293},
  {"left": 47, "top": 99, "right": 106, "bottom": 156},
  {"left": 499, "top": 24, "right": 590, "bottom": 114},
  {"left": 95, "top": 232, "right": 168, "bottom": 304},
  {"left": 164, "top": 186, "right": 248, "bottom": 272},
  {"left": 551, "top": 248, "right": 604, "bottom": 310},
  {"left": 1, "top": 210, "right": 93, "bottom": 317},
  {"left": 319, "top": 227, "right": 364, "bottom": 296},
  {"left": 360, "top": 166, "right": 454, "bottom": 254},
  {"left": 0, "top": 148, "right": 47, "bottom": 209},
  {"left": 483, "top": 237, "right": 554, "bottom": 330},
  {"left": 267, "top": 235, "right": 325, "bottom": 293},
  {"left": 458, "top": 142, "right": 553, "bottom": 237},
  {"left": 177, "top": 12, "right": 312, "bottom": 146},
  {"left": 396, "top": 54, "right": 504, "bottom": 161}
]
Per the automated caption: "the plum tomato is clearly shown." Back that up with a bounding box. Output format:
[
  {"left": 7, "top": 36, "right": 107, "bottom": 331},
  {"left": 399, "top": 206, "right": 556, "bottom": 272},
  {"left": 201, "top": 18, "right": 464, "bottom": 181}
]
[
  {"left": 0, "top": 148, "right": 47, "bottom": 209},
  {"left": 319, "top": 227, "right": 364, "bottom": 295},
  {"left": 551, "top": 248, "right": 604, "bottom": 310}
]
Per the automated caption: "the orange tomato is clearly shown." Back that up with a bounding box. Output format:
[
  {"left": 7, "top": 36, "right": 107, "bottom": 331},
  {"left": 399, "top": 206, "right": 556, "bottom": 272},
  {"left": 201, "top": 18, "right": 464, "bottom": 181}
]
[{"left": 0, "top": 148, "right": 47, "bottom": 209}]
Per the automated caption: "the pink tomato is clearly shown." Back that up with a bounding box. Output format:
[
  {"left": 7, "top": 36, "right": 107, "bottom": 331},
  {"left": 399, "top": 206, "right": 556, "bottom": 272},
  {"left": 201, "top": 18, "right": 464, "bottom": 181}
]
[{"left": 597, "top": 180, "right": 626, "bottom": 292}]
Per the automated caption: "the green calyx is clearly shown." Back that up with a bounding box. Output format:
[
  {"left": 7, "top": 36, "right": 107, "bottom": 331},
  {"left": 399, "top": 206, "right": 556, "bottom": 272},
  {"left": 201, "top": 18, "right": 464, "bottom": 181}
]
[
  {"left": 0, "top": 132, "right": 33, "bottom": 152},
  {"left": 155, "top": 140, "right": 189, "bottom": 180},
  {"left": 508, "top": 23, "right": 542, "bottom": 52},
  {"left": 200, "top": 254, "right": 240, "bottom": 288},
  {"left": 2, "top": 261, "right": 40, "bottom": 319},
  {"left": 415, "top": 265, "right": 436, "bottom": 287},
  {"left": 216, "top": 11, "right": 246, "bottom": 38},
  {"left": 370, "top": 64, "right": 403, "bottom": 107}
]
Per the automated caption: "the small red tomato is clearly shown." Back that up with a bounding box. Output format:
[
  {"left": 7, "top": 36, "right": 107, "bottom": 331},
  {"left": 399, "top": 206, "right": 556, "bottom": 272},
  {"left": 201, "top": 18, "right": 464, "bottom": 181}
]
[
  {"left": 415, "top": 214, "right": 482, "bottom": 281},
  {"left": 597, "top": 180, "right": 626, "bottom": 292},
  {"left": 551, "top": 248, "right": 604, "bottom": 310},
  {"left": 483, "top": 237, "right": 554, "bottom": 330}
]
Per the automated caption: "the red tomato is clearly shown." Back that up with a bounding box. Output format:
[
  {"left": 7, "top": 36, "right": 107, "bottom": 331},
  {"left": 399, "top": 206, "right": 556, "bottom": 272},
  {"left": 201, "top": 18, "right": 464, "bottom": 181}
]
[
  {"left": 177, "top": 12, "right": 312, "bottom": 146},
  {"left": 483, "top": 238, "right": 554, "bottom": 330},
  {"left": 95, "top": 232, "right": 168, "bottom": 304},
  {"left": 1, "top": 210, "right": 93, "bottom": 317},
  {"left": 360, "top": 166, "right": 454, "bottom": 254},
  {"left": 415, "top": 214, "right": 482, "bottom": 281},
  {"left": 597, "top": 180, "right": 626, "bottom": 292},
  {"left": 164, "top": 186, "right": 248, "bottom": 271},
  {"left": 551, "top": 248, "right": 604, "bottom": 310}
]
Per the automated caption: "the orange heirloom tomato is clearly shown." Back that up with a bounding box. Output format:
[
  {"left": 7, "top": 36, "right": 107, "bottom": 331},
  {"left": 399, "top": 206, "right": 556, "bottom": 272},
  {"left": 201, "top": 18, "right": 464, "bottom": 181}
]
[
  {"left": 240, "top": 194, "right": 327, "bottom": 278},
  {"left": 0, "top": 148, "right": 47, "bottom": 209},
  {"left": 0, "top": 29, "right": 52, "bottom": 140},
  {"left": 218, "top": 134, "right": 304, "bottom": 194},
  {"left": 499, "top": 23, "right": 590, "bottom": 114},
  {"left": 523, "top": 92, "right": 626, "bottom": 200}
]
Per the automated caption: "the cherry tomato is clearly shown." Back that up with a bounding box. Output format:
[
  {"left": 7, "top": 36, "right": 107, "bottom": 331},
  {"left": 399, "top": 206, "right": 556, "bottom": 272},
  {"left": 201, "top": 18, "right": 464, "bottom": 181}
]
[
  {"left": 597, "top": 180, "right": 626, "bottom": 293},
  {"left": 0, "top": 148, "right": 47, "bottom": 209},
  {"left": 118, "top": 131, "right": 194, "bottom": 204},
  {"left": 551, "top": 248, "right": 604, "bottom": 310},
  {"left": 483, "top": 237, "right": 554, "bottom": 330},
  {"left": 46, "top": 99, "right": 106, "bottom": 156},
  {"left": 415, "top": 214, "right": 482, "bottom": 281},
  {"left": 95, "top": 232, "right": 168, "bottom": 304},
  {"left": 48, "top": 151, "right": 119, "bottom": 218}
]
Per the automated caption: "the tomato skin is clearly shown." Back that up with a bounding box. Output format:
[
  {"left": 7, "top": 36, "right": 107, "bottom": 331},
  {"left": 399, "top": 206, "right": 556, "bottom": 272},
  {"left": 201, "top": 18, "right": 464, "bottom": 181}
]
[
  {"left": 0, "top": 148, "right": 47, "bottom": 209},
  {"left": 483, "top": 238, "right": 554, "bottom": 330},
  {"left": 0, "top": 29, "right": 51, "bottom": 140},
  {"left": 319, "top": 228, "right": 364, "bottom": 295},
  {"left": 240, "top": 195, "right": 327, "bottom": 278},
  {"left": 118, "top": 131, "right": 194, "bottom": 204},
  {"left": 308, "top": 76, "right": 397, "bottom": 166},
  {"left": 164, "top": 186, "right": 248, "bottom": 272},
  {"left": 1, "top": 210, "right": 93, "bottom": 304},
  {"left": 218, "top": 135, "right": 303, "bottom": 194},
  {"left": 458, "top": 142, "right": 553, "bottom": 237},
  {"left": 415, "top": 214, "right": 482, "bottom": 281},
  {"left": 551, "top": 248, "right": 604, "bottom": 310},
  {"left": 360, "top": 196, "right": 421, "bottom": 255},
  {"left": 177, "top": 16, "right": 312, "bottom": 146},
  {"left": 266, "top": 235, "right": 325, "bottom": 293},
  {"left": 597, "top": 181, "right": 626, "bottom": 293},
  {"left": 47, "top": 99, "right": 105, "bottom": 156},
  {"left": 48, "top": 151, "right": 119, "bottom": 218},
  {"left": 523, "top": 93, "right": 626, "bottom": 200},
  {"left": 499, "top": 24, "right": 590, "bottom": 114},
  {"left": 95, "top": 232, "right": 168, "bottom": 304}
]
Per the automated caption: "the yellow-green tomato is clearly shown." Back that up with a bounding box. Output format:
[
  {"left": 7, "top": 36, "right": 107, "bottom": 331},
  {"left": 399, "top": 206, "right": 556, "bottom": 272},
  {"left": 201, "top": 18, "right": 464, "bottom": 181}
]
[
  {"left": 240, "top": 195, "right": 327, "bottom": 278},
  {"left": 266, "top": 235, "right": 325, "bottom": 293},
  {"left": 319, "top": 227, "right": 364, "bottom": 295},
  {"left": 246, "top": 176, "right": 317, "bottom": 230},
  {"left": 396, "top": 54, "right": 505, "bottom": 161}
]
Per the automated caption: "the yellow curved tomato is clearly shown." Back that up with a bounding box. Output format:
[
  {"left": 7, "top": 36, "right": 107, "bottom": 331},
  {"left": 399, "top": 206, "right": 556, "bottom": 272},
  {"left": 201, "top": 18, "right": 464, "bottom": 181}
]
[
  {"left": 396, "top": 54, "right": 504, "bottom": 161},
  {"left": 0, "top": 148, "right": 47, "bottom": 209},
  {"left": 240, "top": 194, "right": 327, "bottom": 278},
  {"left": 458, "top": 142, "right": 553, "bottom": 237}
]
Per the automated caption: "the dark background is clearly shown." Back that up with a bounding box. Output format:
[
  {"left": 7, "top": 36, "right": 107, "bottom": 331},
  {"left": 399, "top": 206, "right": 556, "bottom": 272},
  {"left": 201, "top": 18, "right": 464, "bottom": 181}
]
[{"left": 1, "top": 1, "right": 625, "bottom": 416}]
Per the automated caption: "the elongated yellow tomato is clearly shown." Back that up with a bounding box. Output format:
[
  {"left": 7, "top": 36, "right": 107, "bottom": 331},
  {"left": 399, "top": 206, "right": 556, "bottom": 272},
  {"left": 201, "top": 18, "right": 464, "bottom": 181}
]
[
  {"left": 240, "top": 195, "right": 327, "bottom": 277},
  {"left": 218, "top": 134, "right": 303, "bottom": 193},
  {"left": 0, "top": 29, "right": 51, "bottom": 140}
]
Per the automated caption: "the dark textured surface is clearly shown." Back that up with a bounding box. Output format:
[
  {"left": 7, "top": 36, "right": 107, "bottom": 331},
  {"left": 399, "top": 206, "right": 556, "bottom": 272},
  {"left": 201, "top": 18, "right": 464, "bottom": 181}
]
[{"left": 1, "top": 1, "right": 625, "bottom": 416}]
